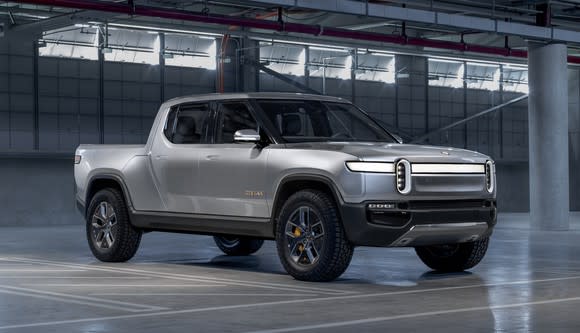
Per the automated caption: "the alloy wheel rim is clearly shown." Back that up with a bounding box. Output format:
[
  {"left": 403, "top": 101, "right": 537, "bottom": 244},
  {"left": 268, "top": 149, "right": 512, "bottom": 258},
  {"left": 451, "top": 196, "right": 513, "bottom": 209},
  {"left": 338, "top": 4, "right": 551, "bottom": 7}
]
[
  {"left": 285, "top": 206, "right": 325, "bottom": 266},
  {"left": 91, "top": 202, "right": 118, "bottom": 249}
]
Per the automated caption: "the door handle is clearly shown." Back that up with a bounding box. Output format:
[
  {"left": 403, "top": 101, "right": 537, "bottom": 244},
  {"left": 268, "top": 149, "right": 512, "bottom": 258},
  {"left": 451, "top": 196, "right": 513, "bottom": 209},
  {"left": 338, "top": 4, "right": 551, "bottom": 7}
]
[
  {"left": 155, "top": 155, "right": 168, "bottom": 160},
  {"left": 205, "top": 155, "right": 220, "bottom": 161}
]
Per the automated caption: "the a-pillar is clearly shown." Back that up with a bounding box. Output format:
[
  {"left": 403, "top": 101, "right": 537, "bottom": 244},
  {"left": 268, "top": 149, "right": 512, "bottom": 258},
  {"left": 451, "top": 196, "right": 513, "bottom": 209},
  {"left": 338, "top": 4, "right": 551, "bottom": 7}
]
[{"left": 528, "top": 42, "right": 569, "bottom": 230}]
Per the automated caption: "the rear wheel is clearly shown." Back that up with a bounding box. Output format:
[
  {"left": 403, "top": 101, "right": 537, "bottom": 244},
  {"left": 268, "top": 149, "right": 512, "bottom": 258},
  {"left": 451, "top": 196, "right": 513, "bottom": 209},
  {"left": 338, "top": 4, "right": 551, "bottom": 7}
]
[
  {"left": 275, "top": 190, "right": 354, "bottom": 282},
  {"left": 414, "top": 237, "right": 489, "bottom": 272},
  {"left": 213, "top": 236, "right": 264, "bottom": 256},
  {"left": 86, "top": 188, "right": 142, "bottom": 262}
]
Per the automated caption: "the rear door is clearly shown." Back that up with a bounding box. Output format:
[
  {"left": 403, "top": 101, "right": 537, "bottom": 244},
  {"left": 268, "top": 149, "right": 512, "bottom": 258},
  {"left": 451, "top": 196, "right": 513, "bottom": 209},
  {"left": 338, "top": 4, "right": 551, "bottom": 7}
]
[
  {"left": 197, "top": 101, "right": 270, "bottom": 218},
  {"left": 149, "top": 102, "right": 211, "bottom": 213}
]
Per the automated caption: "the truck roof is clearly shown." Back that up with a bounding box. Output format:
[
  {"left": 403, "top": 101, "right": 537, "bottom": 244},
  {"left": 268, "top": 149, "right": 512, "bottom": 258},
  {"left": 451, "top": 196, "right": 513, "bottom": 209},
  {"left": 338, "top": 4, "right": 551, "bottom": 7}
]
[{"left": 162, "top": 92, "right": 348, "bottom": 108}]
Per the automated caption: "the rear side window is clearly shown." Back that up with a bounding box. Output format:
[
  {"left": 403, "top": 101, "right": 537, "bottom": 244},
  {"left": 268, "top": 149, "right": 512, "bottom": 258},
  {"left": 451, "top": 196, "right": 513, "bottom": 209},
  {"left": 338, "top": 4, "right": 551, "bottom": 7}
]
[
  {"left": 215, "top": 103, "right": 258, "bottom": 143},
  {"left": 164, "top": 103, "right": 210, "bottom": 144}
]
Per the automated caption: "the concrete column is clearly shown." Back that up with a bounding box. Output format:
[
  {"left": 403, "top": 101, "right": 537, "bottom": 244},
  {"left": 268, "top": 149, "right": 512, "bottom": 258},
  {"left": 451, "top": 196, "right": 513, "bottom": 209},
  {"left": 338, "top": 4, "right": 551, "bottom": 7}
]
[
  {"left": 528, "top": 42, "right": 569, "bottom": 230},
  {"left": 568, "top": 68, "right": 580, "bottom": 211},
  {"left": 240, "top": 37, "right": 260, "bottom": 92}
]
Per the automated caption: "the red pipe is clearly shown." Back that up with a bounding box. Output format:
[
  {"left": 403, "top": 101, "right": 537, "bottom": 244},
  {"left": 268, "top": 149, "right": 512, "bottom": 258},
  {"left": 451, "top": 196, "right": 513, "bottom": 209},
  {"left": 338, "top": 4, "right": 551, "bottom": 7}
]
[{"left": 14, "top": 0, "right": 580, "bottom": 65}]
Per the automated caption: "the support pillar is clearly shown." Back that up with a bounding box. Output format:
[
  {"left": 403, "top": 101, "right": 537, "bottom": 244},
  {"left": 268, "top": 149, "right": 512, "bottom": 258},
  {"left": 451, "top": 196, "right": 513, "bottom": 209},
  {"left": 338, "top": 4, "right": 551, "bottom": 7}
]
[
  {"left": 97, "top": 27, "right": 105, "bottom": 144},
  {"left": 528, "top": 42, "right": 569, "bottom": 230},
  {"left": 239, "top": 37, "right": 260, "bottom": 92},
  {"left": 159, "top": 33, "right": 165, "bottom": 103}
]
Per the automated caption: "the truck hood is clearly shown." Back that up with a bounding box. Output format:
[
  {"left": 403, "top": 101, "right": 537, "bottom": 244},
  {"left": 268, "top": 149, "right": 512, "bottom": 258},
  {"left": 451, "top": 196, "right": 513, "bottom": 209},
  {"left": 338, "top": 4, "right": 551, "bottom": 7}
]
[{"left": 283, "top": 142, "right": 490, "bottom": 164}]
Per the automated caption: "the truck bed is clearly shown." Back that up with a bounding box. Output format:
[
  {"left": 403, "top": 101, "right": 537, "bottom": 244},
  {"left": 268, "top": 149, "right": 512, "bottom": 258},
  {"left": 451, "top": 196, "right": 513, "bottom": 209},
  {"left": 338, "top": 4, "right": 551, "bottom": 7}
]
[{"left": 74, "top": 144, "right": 148, "bottom": 208}]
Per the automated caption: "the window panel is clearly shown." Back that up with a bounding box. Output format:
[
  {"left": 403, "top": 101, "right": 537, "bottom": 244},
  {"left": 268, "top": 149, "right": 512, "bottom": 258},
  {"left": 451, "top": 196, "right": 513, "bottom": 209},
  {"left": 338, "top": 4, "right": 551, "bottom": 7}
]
[
  {"left": 166, "top": 103, "right": 209, "bottom": 144},
  {"left": 216, "top": 103, "right": 258, "bottom": 144}
]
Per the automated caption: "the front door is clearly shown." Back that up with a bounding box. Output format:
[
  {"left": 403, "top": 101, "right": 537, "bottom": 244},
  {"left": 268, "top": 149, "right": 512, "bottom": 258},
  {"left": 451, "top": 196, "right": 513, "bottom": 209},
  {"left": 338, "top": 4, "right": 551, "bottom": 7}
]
[{"left": 197, "top": 101, "right": 270, "bottom": 218}]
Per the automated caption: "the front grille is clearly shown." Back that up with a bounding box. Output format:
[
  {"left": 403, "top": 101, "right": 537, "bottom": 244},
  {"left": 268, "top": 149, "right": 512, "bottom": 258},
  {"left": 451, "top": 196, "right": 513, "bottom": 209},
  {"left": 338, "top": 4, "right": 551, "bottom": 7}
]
[{"left": 396, "top": 159, "right": 411, "bottom": 194}]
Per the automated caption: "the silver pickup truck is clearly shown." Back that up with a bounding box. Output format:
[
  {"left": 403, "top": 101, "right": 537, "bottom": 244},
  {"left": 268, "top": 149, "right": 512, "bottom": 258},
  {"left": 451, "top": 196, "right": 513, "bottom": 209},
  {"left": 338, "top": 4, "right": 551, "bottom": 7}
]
[{"left": 74, "top": 92, "right": 496, "bottom": 282}]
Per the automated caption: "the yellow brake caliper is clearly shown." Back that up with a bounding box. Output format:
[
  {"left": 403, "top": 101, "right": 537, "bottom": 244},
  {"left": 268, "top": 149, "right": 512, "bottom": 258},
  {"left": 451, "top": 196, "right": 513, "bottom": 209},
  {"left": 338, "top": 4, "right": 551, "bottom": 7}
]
[
  {"left": 293, "top": 227, "right": 304, "bottom": 252},
  {"left": 293, "top": 227, "right": 301, "bottom": 237}
]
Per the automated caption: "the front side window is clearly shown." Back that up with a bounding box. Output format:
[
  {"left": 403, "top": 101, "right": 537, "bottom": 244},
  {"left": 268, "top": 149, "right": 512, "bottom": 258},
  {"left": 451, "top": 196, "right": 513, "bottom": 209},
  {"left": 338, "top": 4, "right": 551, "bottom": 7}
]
[
  {"left": 216, "top": 103, "right": 258, "bottom": 143},
  {"left": 164, "top": 103, "right": 209, "bottom": 144},
  {"left": 257, "top": 100, "right": 395, "bottom": 143}
]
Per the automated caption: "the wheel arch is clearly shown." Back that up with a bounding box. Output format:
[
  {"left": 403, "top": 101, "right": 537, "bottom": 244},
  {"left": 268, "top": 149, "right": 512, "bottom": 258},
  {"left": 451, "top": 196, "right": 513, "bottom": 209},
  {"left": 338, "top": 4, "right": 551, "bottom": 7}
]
[
  {"left": 271, "top": 174, "right": 345, "bottom": 233},
  {"left": 85, "top": 174, "right": 134, "bottom": 219}
]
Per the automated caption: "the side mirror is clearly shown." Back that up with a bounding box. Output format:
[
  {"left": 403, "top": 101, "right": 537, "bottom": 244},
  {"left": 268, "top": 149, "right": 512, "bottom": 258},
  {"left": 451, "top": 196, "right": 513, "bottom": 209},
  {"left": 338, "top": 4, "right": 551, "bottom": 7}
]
[
  {"left": 392, "top": 133, "right": 403, "bottom": 144},
  {"left": 234, "top": 129, "right": 261, "bottom": 143}
]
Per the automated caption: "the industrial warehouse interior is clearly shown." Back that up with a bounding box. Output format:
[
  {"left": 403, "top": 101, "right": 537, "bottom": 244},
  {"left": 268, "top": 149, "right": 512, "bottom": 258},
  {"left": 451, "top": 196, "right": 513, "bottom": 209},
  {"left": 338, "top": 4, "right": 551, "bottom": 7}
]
[{"left": 1, "top": 0, "right": 580, "bottom": 331}]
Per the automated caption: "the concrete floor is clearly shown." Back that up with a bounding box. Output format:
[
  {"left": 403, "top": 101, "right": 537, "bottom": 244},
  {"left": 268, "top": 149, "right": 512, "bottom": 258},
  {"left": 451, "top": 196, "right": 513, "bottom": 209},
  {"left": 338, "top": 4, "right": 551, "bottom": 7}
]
[{"left": 0, "top": 213, "right": 579, "bottom": 332}]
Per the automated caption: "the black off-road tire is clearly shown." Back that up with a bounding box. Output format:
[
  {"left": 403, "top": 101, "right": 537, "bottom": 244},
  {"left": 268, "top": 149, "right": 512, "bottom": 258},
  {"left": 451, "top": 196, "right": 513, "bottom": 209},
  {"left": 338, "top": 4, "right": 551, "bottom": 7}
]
[
  {"left": 415, "top": 236, "right": 490, "bottom": 272},
  {"left": 275, "top": 190, "right": 354, "bottom": 282},
  {"left": 213, "top": 236, "right": 264, "bottom": 256},
  {"left": 86, "top": 188, "right": 142, "bottom": 262}
]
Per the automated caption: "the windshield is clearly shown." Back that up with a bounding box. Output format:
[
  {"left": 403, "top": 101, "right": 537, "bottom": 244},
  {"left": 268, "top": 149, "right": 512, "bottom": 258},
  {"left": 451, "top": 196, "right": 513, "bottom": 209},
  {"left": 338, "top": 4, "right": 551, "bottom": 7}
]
[{"left": 256, "top": 100, "right": 396, "bottom": 143}]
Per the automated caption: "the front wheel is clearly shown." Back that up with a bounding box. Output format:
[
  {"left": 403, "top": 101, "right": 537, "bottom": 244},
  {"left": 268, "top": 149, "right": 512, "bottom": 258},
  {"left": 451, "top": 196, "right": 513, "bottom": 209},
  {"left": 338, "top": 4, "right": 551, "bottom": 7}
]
[
  {"left": 86, "top": 188, "right": 142, "bottom": 262},
  {"left": 275, "top": 190, "right": 354, "bottom": 282},
  {"left": 213, "top": 236, "right": 264, "bottom": 256},
  {"left": 414, "top": 237, "right": 490, "bottom": 272}
]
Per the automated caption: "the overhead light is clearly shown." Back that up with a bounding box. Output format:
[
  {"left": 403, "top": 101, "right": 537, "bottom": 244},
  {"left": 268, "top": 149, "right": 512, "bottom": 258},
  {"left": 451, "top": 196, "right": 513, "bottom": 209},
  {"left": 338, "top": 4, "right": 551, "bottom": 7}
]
[
  {"left": 309, "top": 45, "right": 348, "bottom": 53},
  {"left": 367, "top": 49, "right": 395, "bottom": 56},
  {"left": 108, "top": 23, "right": 221, "bottom": 37},
  {"left": 429, "top": 58, "right": 463, "bottom": 64},
  {"left": 297, "top": 49, "right": 306, "bottom": 66},
  {"left": 153, "top": 35, "right": 160, "bottom": 53},
  {"left": 93, "top": 28, "right": 99, "bottom": 47},
  {"left": 467, "top": 61, "right": 499, "bottom": 68},
  {"left": 503, "top": 65, "right": 527, "bottom": 70}
]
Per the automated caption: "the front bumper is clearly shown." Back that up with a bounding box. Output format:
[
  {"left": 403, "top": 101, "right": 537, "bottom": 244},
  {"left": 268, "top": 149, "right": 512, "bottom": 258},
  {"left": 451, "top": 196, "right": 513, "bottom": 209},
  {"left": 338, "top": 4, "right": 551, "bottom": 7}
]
[{"left": 340, "top": 199, "right": 497, "bottom": 247}]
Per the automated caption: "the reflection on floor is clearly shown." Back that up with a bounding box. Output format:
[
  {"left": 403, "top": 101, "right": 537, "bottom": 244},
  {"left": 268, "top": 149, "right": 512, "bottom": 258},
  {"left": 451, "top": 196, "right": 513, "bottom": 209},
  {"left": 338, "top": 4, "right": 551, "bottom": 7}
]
[{"left": 0, "top": 213, "right": 579, "bottom": 332}]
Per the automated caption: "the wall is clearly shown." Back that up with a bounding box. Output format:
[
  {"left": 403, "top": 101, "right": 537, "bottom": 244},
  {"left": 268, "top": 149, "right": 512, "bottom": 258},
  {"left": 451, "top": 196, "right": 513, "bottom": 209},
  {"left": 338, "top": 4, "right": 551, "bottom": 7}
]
[
  {"left": 1, "top": 41, "right": 216, "bottom": 152},
  {"left": 0, "top": 42, "right": 34, "bottom": 150},
  {"left": 0, "top": 157, "right": 78, "bottom": 226}
]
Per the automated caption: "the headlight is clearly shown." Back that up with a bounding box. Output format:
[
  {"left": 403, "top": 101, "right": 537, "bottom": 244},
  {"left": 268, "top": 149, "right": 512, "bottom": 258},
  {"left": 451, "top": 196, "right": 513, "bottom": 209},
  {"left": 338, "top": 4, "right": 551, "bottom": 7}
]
[
  {"left": 485, "top": 160, "right": 495, "bottom": 193},
  {"left": 345, "top": 162, "right": 395, "bottom": 173}
]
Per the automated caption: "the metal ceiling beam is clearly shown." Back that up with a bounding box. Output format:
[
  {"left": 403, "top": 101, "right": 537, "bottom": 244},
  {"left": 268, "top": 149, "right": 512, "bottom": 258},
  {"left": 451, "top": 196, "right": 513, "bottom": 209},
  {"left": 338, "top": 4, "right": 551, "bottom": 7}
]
[
  {"left": 245, "top": 0, "right": 580, "bottom": 44},
  {"left": 104, "top": 18, "right": 530, "bottom": 65},
  {"left": 245, "top": 58, "right": 320, "bottom": 94},
  {"left": 2, "top": 8, "right": 118, "bottom": 41},
  {"left": 9, "top": 0, "right": 580, "bottom": 65}
]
